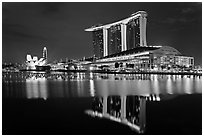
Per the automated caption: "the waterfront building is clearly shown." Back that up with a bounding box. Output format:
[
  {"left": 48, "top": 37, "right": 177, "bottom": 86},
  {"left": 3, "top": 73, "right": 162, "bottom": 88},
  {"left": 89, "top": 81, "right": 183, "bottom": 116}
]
[
  {"left": 174, "top": 56, "right": 194, "bottom": 68},
  {"left": 51, "top": 63, "right": 68, "bottom": 71},
  {"left": 85, "top": 11, "right": 147, "bottom": 58},
  {"left": 92, "top": 29, "right": 104, "bottom": 58},
  {"left": 108, "top": 24, "right": 122, "bottom": 55},
  {"left": 26, "top": 47, "right": 48, "bottom": 70},
  {"left": 26, "top": 54, "right": 39, "bottom": 70},
  {"left": 85, "top": 11, "right": 194, "bottom": 71},
  {"left": 91, "top": 46, "right": 194, "bottom": 71}
]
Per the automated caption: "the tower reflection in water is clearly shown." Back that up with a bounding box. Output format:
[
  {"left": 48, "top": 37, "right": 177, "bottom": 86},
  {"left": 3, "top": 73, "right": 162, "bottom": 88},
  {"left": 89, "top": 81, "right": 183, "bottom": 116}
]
[
  {"left": 25, "top": 73, "right": 48, "bottom": 100},
  {"left": 85, "top": 94, "right": 160, "bottom": 134}
]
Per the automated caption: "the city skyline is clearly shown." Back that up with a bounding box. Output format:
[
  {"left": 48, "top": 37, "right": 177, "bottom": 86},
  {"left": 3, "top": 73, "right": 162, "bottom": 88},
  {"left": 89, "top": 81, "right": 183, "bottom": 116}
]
[{"left": 2, "top": 2, "right": 202, "bottom": 65}]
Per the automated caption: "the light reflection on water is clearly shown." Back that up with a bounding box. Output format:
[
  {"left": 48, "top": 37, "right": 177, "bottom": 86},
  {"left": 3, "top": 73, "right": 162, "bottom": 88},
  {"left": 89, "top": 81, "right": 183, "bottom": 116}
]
[
  {"left": 2, "top": 72, "right": 202, "bottom": 99},
  {"left": 26, "top": 77, "right": 48, "bottom": 100},
  {"left": 86, "top": 94, "right": 161, "bottom": 133},
  {"left": 2, "top": 72, "right": 202, "bottom": 134}
]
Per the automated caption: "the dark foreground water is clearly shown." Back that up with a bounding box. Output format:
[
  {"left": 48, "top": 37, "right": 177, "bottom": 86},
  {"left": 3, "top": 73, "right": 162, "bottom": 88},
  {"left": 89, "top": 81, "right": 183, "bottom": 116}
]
[{"left": 2, "top": 72, "right": 202, "bottom": 135}]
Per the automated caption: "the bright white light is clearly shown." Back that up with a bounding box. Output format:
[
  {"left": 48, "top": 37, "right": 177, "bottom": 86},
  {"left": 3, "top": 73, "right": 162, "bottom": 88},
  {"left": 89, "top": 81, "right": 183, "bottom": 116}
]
[
  {"left": 26, "top": 55, "right": 32, "bottom": 61},
  {"left": 38, "top": 58, "right": 44, "bottom": 62},
  {"left": 89, "top": 66, "right": 94, "bottom": 71},
  {"left": 89, "top": 79, "right": 95, "bottom": 97}
]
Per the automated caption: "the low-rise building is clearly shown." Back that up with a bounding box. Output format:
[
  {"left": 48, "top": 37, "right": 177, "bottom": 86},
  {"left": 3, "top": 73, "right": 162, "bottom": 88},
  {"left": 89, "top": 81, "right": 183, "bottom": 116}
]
[{"left": 90, "top": 46, "right": 194, "bottom": 72}]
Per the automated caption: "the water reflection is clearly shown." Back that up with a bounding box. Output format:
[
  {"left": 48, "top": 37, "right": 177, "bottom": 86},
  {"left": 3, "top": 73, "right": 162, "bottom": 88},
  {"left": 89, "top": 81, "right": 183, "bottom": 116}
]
[
  {"left": 2, "top": 72, "right": 202, "bottom": 134},
  {"left": 89, "top": 73, "right": 95, "bottom": 97},
  {"left": 26, "top": 77, "right": 48, "bottom": 100},
  {"left": 85, "top": 94, "right": 160, "bottom": 133},
  {"left": 166, "top": 77, "right": 173, "bottom": 94},
  {"left": 2, "top": 72, "right": 202, "bottom": 99},
  {"left": 93, "top": 74, "right": 202, "bottom": 96}
]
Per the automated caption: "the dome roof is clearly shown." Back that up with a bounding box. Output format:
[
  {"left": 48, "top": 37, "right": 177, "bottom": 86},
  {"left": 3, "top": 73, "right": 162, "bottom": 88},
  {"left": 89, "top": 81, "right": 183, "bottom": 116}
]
[{"left": 151, "top": 46, "right": 182, "bottom": 56}]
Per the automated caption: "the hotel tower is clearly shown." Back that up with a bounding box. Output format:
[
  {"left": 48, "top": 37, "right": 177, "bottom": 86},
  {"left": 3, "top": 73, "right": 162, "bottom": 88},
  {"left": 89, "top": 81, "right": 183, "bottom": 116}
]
[{"left": 85, "top": 11, "right": 147, "bottom": 58}]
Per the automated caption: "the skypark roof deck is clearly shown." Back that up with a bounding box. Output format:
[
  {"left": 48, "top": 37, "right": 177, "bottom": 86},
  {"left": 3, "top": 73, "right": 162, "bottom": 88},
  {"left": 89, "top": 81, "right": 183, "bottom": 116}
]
[{"left": 85, "top": 11, "right": 147, "bottom": 31}]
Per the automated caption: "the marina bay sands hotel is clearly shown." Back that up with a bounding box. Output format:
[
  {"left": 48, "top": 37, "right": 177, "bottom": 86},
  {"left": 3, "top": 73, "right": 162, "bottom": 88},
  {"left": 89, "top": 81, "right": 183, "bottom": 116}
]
[
  {"left": 85, "top": 11, "right": 194, "bottom": 70},
  {"left": 85, "top": 11, "right": 147, "bottom": 57}
]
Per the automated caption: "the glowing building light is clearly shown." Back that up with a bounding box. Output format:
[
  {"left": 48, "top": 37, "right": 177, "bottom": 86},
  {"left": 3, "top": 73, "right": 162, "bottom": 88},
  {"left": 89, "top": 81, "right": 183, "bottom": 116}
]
[
  {"left": 33, "top": 56, "right": 38, "bottom": 62},
  {"left": 26, "top": 55, "right": 32, "bottom": 61},
  {"left": 89, "top": 66, "right": 94, "bottom": 71}
]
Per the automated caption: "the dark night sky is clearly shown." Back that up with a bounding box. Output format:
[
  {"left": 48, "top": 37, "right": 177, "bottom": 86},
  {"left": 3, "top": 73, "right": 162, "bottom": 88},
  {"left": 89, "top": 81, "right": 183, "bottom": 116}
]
[{"left": 2, "top": 2, "right": 202, "bottom": 65}]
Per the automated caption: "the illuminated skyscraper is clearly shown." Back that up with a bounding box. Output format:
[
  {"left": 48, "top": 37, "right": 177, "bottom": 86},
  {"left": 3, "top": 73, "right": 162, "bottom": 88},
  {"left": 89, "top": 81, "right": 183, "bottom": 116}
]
[
  {"left": 43, "top": 47, "right": 47, "bottom": 60},
  {"left": 108, "top": 24, "right": 122, "bottom": 55},
  {"left": 92, "top": 30, "right": 104, "bottom": 58},
  {"left": 85, "top": 11, "right": 148, "bottom": 57},
  {"left": 126, "top": 18, "right": 140, "bottom": 49}
]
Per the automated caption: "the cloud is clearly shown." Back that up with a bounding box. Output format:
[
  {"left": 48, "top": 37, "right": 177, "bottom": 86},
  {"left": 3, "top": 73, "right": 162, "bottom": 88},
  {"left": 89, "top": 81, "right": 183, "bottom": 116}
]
[
  {"left": 181, "top": 7, "right": 195, "bottom": 14},
  {"left": 40, "top": 3, "right": 65, "bottom": 15},
  {"left": 181, "top": 2, "right": 201, "bottom": 14},
  {"left": 161, "top": 16, "right": 195, "bottom": 24},
  {"left": 160, "top": 5, "right": 200, "bottom": 25},
  {"left": 157, "top": 3, "right": 201, "bottom": 26},
  {"left": 3, "top": 23, "right": 47, "bottom": 42}
]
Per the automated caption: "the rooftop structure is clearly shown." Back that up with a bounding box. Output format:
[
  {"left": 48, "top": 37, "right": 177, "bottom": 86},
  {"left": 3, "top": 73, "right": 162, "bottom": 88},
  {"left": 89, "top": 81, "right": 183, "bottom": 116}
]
[
  {"left": 85, "top": 11, "right": 147, "bottom": 31},
  {"left": 85, "top": 11, "right": 148, "bottom": 58}
]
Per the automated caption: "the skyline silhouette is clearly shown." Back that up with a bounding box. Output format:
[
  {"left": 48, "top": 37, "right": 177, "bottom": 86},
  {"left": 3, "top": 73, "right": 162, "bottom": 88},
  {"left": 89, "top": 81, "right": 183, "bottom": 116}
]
[{"left": 2, "top": 2, "right": 202, "bottom": 65}]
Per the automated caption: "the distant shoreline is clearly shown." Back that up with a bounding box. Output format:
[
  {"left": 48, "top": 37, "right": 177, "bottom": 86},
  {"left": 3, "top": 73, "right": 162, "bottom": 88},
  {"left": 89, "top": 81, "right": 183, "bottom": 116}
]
[{"left": 18, "top": 69, "right": 202, "bottom": 76}]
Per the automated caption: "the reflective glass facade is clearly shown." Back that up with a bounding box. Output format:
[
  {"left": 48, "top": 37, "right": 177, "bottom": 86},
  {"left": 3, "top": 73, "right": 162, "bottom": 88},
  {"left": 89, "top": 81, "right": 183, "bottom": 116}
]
[
  {"left": 174, "top": 56, "right": 194, "bottom": 67},
  {"left": 94, "top": 46, "right": 194, "bottom": 71},
  {"left": 128, "top": 54, "right": 194, "bottom": 71},
  {"left": 126, "top": 18, "right": 140, "bottom": 50},
  {"left": 92, "top": 30, "right": 104, "bottom": 58},
  {"left": 108, "top": 25, "right": 122, "bottom": 55},
  {"left": 87, "top": 11, "right": 147, "bottom": 58}
]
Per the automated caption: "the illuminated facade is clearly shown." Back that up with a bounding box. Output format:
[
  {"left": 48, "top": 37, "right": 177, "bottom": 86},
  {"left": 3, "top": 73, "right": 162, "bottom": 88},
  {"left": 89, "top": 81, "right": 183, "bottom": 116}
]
[
  {"left": 26, "top": 47, "right": 48, "bottom": 70},
  {"left": 92, "top": 30, "right": 104, "bottom": 58},
  {"left": 85, "top": 11, "right": 147, "bottom": 58},
  {"left": 126, "top": 18, "right": 140, "bottom": 49},
  {"left": 174, "top": 56, "right": 194, "bottom": 67},
  {"left": 85, "top": 11, "right": 194, "bottom": 71},
  {"left": 108, "top": 24, "right": 122, "bottom": 55},
  {"left": 92, "top": 46, "right": 194, "bottom": 71},
  {"left": 43, "top": 47, "right": 47, "bottom": 60}
]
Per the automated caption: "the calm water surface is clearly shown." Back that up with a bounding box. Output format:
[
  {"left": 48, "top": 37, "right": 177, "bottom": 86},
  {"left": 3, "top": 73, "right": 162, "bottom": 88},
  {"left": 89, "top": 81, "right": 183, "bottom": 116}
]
[{"left": 2, "top": 72, "right": 202, "bottom": 134}]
